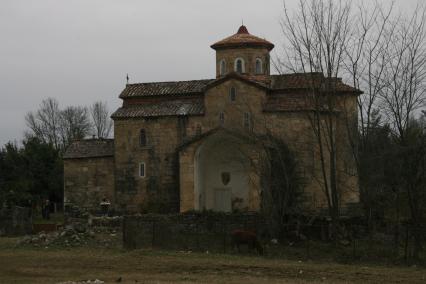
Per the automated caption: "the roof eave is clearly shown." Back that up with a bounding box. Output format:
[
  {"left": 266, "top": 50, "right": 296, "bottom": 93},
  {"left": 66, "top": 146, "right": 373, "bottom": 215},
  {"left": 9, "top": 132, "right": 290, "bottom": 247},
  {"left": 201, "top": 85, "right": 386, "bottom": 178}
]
[{"left": 210, "top": 42, "right": 274, "bottom": 51}]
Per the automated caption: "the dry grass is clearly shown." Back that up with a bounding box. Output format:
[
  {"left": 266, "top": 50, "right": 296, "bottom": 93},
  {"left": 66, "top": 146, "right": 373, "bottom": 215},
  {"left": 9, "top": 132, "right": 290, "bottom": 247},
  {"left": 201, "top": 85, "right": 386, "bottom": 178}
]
[{"left": 0, "top": 237, "right": 425, "bottom": 284}]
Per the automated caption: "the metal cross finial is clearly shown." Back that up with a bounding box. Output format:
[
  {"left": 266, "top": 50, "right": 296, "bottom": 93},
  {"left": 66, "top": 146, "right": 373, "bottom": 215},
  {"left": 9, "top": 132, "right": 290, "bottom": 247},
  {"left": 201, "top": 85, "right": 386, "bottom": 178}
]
[{"left": 126, "top": 73, "right": 129, "bottom": 85}]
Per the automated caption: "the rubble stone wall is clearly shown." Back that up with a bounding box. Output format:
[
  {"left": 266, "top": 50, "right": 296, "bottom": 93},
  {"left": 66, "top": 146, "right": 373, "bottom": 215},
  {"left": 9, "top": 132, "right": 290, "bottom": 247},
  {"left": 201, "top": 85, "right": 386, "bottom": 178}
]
[
  {"left": 123, "top": 213, "right": 265, "bottom": 251},
  {"left": 0, "top": 206, "right": 32, "bottom": 236}
]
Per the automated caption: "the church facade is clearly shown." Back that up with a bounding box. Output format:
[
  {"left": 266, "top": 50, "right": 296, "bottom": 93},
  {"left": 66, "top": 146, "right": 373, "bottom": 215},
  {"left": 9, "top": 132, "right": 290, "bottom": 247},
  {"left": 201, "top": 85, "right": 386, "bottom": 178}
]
[{"left": 63, "top": 25, "right": 360, "bottom": 214}]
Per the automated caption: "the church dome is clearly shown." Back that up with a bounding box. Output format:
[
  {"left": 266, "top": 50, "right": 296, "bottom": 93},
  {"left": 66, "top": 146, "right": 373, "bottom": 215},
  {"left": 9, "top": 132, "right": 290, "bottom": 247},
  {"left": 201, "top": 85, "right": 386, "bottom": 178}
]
[{"left": 211, "top": 25, "right": 274, "bottom": 51}]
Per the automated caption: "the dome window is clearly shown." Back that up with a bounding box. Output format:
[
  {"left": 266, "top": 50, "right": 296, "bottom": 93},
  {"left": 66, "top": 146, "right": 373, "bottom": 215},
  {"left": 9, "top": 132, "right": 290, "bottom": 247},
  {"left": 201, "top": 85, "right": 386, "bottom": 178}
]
[
  {"left": 234, "top": 58, "right": 245, "bottom": 73},
  {"left": 255, "top": 58, "right": 263, "bottom": 74},
  {"left": 219, "top": 59, "right": 226, "bottom": 76}
]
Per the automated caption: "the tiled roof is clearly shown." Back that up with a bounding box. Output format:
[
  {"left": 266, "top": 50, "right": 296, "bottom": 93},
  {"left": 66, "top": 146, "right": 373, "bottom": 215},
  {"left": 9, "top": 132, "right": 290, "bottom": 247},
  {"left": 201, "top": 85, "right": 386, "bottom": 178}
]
[
  {"left": 264, "top": 93, "right": 341, "bottom": 112},
  {"left": 120, "top": 79, "right": 214, "bottom": 98},
  {"left": 270, "top": 73, "right": 360, "bottom": 93},
  {"left": 264, "top": 94, "right": 310, "bottom": 112},
  {"left": 211, "top": 25, "right": 275, "bottom": 51},
  {"left": 63, "top": 139, "right": 114, "bottom": 159},
  {"left": 111, "top": 98, "right": 204, "bottom": 119},
  {"left": 118, "top": 73, "right": 359, "bottom": 99}
]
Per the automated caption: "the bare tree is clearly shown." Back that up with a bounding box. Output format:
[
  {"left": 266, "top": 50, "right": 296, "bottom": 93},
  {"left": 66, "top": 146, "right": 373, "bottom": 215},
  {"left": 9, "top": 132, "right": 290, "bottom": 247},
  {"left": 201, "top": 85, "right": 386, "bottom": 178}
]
[
  {"left": 59, "top": 106, "right": 92, "bottom": 148},
  {"left": 26, "top": 98, "right": 92, "bottom": 151},
  {"left": 25, "top": 98, "right": 62, "bottom": 149},
  {"left": 380, "top": 6, "right": 426, "bottom": 142},
  {"left": 344, "top": 1, "right": 395, "bottom": 150},
  {"left": 90, "top": 101, "right": 113, "bottom": 138},
  {"left": 377, "top": 5, "right": 426, "bottom": 258},
  {"left": 279, "top": 0, "right": 354, "bottom": 237}
]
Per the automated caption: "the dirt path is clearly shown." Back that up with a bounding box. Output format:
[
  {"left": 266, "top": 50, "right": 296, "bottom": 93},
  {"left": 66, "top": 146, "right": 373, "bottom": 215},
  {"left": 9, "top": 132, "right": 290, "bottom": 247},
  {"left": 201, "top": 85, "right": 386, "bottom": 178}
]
[{"left": 0, "top": 238, "right": 425, "bottom": 283}]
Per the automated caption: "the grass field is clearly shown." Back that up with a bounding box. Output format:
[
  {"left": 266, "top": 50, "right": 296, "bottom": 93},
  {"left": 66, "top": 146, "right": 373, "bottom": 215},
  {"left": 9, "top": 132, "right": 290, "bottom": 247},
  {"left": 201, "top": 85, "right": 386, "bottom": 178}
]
[{"left": 0, "top": 238, "right": 426, "bottom": 283}]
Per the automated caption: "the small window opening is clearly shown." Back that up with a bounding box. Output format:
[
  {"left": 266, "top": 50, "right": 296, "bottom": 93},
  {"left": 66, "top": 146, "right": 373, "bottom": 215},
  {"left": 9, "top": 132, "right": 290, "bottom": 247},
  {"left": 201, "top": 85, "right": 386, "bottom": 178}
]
[
  {"left": 139, "top": 162, "right": 146, "bottom": 178},
  {"left": 255, "top": 58, "right": 263, "bottom": 74},
  {"left": 219, "top": 60, "right": 226, "bottom": 76},
  {"left": 244, "top": 112, "right": 251, "bottom": 130},
  {"left": 230, "top": 87, "right": 237, "bottom": 102},
  {"left": 219, "top": 112, "right": 225, "bottom": 125},
  {"left": 140, "top": 129, "right": 146, "bottom": 146}
]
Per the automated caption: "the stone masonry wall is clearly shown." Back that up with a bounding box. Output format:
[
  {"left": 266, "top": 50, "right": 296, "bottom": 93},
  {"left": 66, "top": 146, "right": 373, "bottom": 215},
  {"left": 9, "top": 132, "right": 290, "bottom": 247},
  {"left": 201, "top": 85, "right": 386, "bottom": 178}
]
[
  {"left": 113, "top": 77, "right": 359, "bottom": 214},
  {"left": 113, "top": 118, "right": 183, "bottom": 213},
  {"left": 64, "top": 157, "right": 114, "bottom": 212}
]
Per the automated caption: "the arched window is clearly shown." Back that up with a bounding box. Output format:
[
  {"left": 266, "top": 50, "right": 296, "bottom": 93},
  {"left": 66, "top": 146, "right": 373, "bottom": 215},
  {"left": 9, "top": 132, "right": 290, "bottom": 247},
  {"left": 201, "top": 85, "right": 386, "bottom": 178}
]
[
  {"left": 234, "top": 58, "right": 245, "bottom": 73},
  {"left": 255, "top": 58, "right": 263, "bottom": 74},
  {"left": 140, "top": 129, "right": 146, "bottom": 146},
  {"left": 219, "top": 59, "right": 226, "bottom": 76},
  {"left": 229, "top": 87, "right": 237, "bottom": 102}
]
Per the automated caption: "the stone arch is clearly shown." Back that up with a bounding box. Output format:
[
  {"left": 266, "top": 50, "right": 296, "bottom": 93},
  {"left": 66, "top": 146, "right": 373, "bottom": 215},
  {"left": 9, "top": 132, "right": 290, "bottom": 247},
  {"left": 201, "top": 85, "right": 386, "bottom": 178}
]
[{"left": 194, "top": 132, "right": 251, "bottom": 212}]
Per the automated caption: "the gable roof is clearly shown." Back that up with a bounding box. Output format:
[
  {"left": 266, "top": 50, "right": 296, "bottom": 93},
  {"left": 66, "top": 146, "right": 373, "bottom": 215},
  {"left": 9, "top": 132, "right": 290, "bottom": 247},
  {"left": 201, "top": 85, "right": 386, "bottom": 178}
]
[
  {"left": 63, "top": 139, "right": 114, "bottom": 159},
  {"left": 120, "top": 79, "right": 214, "bottom": 98}
]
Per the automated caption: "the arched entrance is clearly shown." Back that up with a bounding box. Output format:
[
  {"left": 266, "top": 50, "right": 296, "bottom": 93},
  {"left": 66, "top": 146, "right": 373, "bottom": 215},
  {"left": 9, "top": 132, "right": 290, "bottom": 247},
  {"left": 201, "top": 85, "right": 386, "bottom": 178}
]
[{"left": 194, "top": 133, "right": 251, "bottom": 212}]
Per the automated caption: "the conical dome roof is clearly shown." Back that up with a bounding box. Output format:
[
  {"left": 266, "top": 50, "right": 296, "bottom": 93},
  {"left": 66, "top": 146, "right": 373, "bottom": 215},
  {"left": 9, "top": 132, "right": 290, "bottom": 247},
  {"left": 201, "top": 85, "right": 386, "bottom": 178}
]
[{"left": 211, "top": 25, "right": 274, "bottom": 51}]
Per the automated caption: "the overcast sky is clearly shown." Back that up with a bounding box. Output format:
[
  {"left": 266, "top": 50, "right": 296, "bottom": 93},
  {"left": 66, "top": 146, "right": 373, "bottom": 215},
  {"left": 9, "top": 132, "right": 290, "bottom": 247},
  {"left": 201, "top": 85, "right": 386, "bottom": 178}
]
[{"left": 0, "top": 0, "right": 419, "bottom": 146}]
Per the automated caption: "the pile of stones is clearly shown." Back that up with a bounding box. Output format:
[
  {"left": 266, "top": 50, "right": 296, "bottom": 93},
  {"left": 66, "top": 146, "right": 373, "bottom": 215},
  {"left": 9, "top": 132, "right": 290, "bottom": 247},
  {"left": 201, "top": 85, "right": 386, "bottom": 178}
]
[
  {"left": 17, "top": 223, "right": 94, "bottom": 248},
  {"left": 16, "top": 221, "right": 121, "bottom": 248}
]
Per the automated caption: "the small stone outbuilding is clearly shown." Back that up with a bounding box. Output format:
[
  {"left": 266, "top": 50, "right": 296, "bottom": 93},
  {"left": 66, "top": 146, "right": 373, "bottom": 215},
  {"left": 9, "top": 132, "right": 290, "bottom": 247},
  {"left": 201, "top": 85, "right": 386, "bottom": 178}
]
[{"left": 64, "top": 25, "right": 360, "bottom": 215}]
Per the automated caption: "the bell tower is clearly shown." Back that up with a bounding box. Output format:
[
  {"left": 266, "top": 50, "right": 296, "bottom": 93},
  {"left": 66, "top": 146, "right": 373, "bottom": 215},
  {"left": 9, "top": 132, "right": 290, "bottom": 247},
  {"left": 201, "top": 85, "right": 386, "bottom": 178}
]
[{"left": 211, "top": 25, "right": 274, "bottom": 78}]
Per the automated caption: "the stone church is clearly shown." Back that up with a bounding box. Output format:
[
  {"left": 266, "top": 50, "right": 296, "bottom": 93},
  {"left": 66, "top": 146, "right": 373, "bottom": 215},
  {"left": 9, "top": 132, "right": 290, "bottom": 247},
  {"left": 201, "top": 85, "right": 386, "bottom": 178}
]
[{"left": 63, "top": 25, "right": 360, "bottom": 214}]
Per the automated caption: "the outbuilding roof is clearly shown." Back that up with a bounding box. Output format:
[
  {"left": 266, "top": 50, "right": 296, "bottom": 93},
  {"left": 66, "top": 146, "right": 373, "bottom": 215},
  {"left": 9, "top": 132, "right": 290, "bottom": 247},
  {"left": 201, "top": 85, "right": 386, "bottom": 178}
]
[{"left": 63, "top": 139, "right": 114, "bottom": 159}]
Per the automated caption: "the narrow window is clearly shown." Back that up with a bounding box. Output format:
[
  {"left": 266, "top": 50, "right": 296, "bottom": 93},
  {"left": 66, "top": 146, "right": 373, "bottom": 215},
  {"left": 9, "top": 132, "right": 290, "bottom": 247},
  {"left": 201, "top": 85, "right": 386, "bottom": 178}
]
[
  {"left": 219, "top": 59, "right": 226, "bottom": 76},
  {"left": 230, "top": 87, "right": 237, "bottom": 102},
  {"left": 235, "top": 58, "right": 245, "bottom": 73},
  {"left": 244, "top": 112, "right": 251, "bottom": 130},
  {"left": 255, "top": 58, "right": 263, "bottom": 74},
  {"left": 140, "top": 129, "right": 146, "bottom": 146},
  {"left": 139, "top": 162, "right": 146, "bottom": 178},
  {"left": 219, "top": 112, "right": 225, "bottom": 125}
]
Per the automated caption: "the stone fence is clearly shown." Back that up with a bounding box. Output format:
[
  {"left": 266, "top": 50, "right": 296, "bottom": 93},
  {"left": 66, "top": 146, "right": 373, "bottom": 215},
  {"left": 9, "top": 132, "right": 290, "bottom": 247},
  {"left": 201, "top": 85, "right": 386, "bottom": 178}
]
[
  {"left": 123, "top": 212, "right": 266, "bottom": 252},
  {"left": 0, "top": 206, "right": 32, "bottom": 236}
]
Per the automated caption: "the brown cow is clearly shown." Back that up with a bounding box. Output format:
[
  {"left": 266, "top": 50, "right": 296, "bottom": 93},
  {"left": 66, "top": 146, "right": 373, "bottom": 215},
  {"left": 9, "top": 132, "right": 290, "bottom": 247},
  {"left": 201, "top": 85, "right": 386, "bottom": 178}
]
[{"left": 231, "top": 229, "right": 263, "bottom": 255}]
